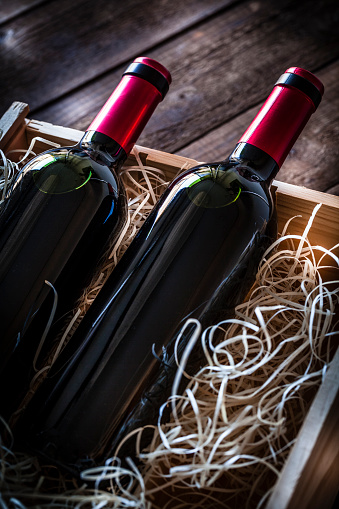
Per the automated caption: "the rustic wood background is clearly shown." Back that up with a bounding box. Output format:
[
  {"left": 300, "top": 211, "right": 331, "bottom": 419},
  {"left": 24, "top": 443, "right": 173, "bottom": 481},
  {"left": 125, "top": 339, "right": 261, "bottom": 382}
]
[{"left": 0, "top": 0, "right": 338, "bottom": 195}]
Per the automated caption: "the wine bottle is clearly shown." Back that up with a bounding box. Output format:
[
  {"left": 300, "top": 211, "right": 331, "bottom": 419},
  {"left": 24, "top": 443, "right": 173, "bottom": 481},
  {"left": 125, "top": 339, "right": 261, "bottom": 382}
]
[
  {"left": 17, "top": 67, "right": 324, "bottom": 472},
  {"left": 0, "top": 57, "right": 171, "bottom": 419}
]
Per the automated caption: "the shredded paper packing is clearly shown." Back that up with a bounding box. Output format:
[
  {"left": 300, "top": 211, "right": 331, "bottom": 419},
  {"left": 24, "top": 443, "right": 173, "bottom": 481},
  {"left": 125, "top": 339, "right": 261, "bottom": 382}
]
[{"left": 0, "top": 139, "right": 338, "bottom": 508}]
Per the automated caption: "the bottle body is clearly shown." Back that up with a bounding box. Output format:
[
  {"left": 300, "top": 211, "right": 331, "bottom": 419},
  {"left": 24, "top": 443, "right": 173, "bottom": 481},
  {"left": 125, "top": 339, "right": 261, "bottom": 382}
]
[
  {"left": 0, "top": 140, "right": 127, "bottom": 412},
  {"left": 17, "top": 155, "right": 276, "bottom": 470},
  {"left": 0, "top": 140, "right": 127, "bottom": 349},
  {"left": 0, "top": 57, "right": 171, "bottom": 419}
]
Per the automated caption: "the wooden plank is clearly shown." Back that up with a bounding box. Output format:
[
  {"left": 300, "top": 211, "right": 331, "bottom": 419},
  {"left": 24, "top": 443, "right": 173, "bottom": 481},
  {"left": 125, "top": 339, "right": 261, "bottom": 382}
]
[
  {"left": 266, "top": 347, "right": 339, "bottom": 509},
  {"left": 178, "top": 62, "right": 339, "bottom": 194},
  {"left": 26, "top": 118, "right": 83, "bottom": 147},
  {"left": 0, "top": 0, "right": 235, "bottom": 114},
  {"left": 26, "top": 0, "right": 339, "bottom": 190},
  {"left": 0, "top": 101, "right": 29, "bottom": 153},
  {"left": 0, "top": 0, "right": 48, "bottom": 24},
  {"left": 274, "top": 181, "right": 339, "bottom": 275}
]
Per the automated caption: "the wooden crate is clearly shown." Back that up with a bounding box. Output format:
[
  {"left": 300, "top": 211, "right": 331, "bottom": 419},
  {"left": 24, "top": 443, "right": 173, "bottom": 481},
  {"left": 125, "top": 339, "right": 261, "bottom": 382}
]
[{"left": 1, "top": 102, "right": 338, "bottom": 509}]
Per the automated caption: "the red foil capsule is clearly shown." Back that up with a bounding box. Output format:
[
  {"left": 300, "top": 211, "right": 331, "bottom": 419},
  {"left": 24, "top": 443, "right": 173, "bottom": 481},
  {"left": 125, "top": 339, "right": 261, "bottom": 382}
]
[
  {"left": 87, "top": 57, "right": 171, "bottom": 154},
  {"left": 239, "top": 67, "right": 324, "bottom": 167}
]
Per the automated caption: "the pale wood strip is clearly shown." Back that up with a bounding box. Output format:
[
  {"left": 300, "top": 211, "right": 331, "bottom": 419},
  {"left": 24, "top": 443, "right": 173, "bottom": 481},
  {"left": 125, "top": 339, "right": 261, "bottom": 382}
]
[
  {"left": 0, "top": 101, "right": 29, "bottom": 153},
  {"left": 0, "top": 0, "right": 47, "bottom": 24},
  {"left": 275, "top": 182, "right": 339, "bottom": 257},
  {"left": 25, "top": 118, "right": 83, "bottom": 147},
  {"left": 266, "top": 348, "right": 339, "bottom": 509}
]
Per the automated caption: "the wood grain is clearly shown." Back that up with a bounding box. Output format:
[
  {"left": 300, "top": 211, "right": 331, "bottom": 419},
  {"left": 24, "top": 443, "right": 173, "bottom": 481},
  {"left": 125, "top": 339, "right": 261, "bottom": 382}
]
[
  {"left": 0, "top": 0, "right": 48, "bottom": 24},
  {"left": 25, "top": 0, "right": 339, "bottom": 149},
  {"left": 266, "top": 348, "right": 339, "bottom": 509},
  {"left": 0, "top": 0, "right": 234, "bottom": 113},
  {"left": 0, "top": 101, "right": 29, "bottom": 150}
]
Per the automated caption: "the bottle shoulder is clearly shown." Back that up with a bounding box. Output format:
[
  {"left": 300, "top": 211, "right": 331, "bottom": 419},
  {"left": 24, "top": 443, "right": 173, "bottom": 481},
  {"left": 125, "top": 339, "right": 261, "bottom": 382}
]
[
  {"left": 165, "top": 162, "right": 273, "bottom": 210},
  {"left": 15, "top": 146, "right": 122, "bottom": 196}
]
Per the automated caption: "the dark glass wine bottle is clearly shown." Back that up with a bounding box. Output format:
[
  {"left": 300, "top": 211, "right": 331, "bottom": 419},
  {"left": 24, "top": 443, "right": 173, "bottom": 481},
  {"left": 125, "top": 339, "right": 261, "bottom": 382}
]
[
  {"left": 17, "top": 67, "right": 324, "bottom": 473},
  {"left": 0, "top": 57, "right": 171, "bottom": 419}
]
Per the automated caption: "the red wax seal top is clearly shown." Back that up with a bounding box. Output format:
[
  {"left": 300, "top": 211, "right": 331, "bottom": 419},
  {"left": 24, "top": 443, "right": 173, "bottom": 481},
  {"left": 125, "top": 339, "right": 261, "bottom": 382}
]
[
  {"left": 239, "top": 67, "right": 324, "bottom": 167},
  {"left": 285, "top": 67, "right": 324, "bottom": 96},
  {"left": 134, "top": 56, "right": 172, "bottom": 86},
  {"left": 87, "top": 57, "right": 171, "bottom": 154}
]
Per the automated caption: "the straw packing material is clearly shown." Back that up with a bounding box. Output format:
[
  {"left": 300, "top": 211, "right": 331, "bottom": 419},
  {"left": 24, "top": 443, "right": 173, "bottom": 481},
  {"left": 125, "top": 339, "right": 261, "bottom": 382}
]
[{"left": 0, "top": 142, "right": 338, "bottom": 508}]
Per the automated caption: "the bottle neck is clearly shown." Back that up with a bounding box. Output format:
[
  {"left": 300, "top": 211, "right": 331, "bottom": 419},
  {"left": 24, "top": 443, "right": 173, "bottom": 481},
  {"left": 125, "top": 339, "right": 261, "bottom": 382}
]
[
  {"left": 86, "top": 75, "right": 163, "bottom": 155},
  {"left": 80, "top": 131, "right": 127, "bottom": 169},
  {"left": 85, "top": 57, "right": 171, "bottom": 156},
  {"left": 228, "top": 142, "right": 279, "bottom": 184},
  {"left": 237, "top": 68, "right": 324, "bottom": 169}
]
